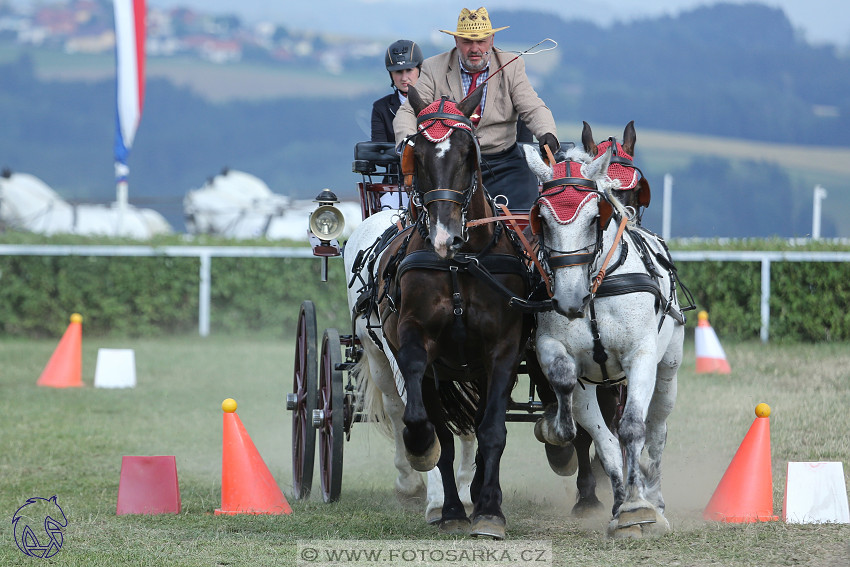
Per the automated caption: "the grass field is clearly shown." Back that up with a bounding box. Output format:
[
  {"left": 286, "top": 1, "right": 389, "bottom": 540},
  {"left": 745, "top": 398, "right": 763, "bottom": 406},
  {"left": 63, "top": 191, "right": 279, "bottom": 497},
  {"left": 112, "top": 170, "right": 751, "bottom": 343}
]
[{"left": 1, "top": 333, "right": 849, "bottom": 566}]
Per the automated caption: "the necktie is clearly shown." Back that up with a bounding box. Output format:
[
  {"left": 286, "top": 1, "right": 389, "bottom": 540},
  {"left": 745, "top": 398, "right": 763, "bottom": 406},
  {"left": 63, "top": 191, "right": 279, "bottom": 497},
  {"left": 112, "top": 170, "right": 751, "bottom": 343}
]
[{"left": 466, "top": 71, "right": 482, "bottom": 125}]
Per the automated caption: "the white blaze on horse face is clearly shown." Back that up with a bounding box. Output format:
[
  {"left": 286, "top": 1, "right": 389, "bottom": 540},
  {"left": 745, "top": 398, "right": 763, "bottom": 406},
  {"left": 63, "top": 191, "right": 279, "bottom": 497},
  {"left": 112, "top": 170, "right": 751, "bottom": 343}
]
[
  {"left": 432, "top": 219, "right": 453, "bottom": 258},
  {"left": 435, "top": 138, "right": 451, "bottom": 159}
]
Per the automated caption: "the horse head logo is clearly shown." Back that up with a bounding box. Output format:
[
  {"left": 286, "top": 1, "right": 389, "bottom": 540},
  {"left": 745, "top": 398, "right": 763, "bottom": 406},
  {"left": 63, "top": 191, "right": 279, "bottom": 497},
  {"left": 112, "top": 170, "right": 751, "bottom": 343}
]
[{"left": 12, "top": 495, "right": 67, "bottom": 558}]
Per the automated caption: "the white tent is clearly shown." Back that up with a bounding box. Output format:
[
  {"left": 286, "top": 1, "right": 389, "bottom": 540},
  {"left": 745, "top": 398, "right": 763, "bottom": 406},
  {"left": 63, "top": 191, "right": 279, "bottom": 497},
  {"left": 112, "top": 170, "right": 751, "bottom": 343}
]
[
  {"left": 183, "top": 168, "right": 362, "bottom": 240},
  {"left": 0, "top": 170, "right": 172, "bottom": 239}
]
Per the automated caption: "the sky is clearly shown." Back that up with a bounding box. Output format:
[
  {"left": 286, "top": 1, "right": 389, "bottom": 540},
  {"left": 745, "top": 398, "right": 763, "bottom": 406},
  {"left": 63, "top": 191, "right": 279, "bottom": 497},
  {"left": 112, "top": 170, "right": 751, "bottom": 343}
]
[{"left": 136, "top": 0, "right": 850, "bottom": 47}]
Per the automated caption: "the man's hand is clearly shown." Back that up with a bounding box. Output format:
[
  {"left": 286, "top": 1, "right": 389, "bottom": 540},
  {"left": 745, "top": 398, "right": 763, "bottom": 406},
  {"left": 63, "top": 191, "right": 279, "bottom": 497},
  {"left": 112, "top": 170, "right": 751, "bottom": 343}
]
[{"left": 538, "top": 133, "right": 559, "bottom": 162}]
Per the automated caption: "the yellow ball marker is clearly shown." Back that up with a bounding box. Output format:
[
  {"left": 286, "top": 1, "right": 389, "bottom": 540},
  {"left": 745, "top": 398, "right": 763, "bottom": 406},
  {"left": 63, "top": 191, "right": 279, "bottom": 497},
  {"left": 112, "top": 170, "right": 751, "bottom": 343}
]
[
  {"left": 755, "top": 403, "right": 771, "bottom": 418},
  {"left": 222, "top": 398, "right": 238, "bottom": 413}
]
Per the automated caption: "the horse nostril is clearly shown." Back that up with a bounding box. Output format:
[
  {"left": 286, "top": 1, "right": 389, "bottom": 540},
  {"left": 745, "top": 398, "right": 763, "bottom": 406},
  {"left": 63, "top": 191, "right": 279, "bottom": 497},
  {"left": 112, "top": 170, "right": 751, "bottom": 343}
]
[{"left": 450, "top": 236, "right": 464, "bottom": 251}]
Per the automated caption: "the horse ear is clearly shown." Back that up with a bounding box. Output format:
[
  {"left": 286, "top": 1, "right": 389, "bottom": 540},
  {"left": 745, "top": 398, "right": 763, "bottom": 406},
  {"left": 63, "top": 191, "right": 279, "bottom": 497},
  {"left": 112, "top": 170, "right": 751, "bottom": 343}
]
[
  {"left": 581, "top": 121, "right": 597, "bottom": 156},
  {"left": 585, "top": 146, "right": 612, "bottom": 182},
  {"left": 407, "top": 86, "right": 427, "bottom": 116},
  {"left": 622, "top": 120, "right": 636, "bottom": 156},
  {"left": 457, "top": 84, "right": 484, "bottom": 119}
]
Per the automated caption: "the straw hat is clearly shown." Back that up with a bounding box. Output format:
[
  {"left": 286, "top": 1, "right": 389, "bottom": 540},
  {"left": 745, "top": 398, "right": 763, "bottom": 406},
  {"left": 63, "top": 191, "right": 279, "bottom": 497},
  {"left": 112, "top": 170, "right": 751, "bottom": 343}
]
[{"left": 440, "top": 7, "right": 508, "bottom": 40}]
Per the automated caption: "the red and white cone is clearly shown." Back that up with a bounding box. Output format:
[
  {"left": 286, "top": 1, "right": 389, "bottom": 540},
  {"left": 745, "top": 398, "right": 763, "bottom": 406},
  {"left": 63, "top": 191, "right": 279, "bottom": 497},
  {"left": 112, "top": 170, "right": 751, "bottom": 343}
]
[{"left": 695, "top": 311, "right": 731, "bottom": 374}]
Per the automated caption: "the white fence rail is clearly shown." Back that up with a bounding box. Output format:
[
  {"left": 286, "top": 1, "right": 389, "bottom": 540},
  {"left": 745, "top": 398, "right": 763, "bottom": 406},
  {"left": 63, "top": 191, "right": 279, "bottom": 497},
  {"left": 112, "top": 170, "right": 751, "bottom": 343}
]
[{"left": 1, "top": 246, "right": 849, "bottom": 341}]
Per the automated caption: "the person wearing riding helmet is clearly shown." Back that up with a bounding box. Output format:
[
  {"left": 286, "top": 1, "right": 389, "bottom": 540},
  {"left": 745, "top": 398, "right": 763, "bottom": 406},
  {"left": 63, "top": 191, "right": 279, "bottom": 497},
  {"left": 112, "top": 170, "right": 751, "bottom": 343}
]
[
  {"left": 393, "top": 7, "right": 559, "bottom": 210},
  {"left": 371, "top": 39, "right": 423, "bottom": 142}
]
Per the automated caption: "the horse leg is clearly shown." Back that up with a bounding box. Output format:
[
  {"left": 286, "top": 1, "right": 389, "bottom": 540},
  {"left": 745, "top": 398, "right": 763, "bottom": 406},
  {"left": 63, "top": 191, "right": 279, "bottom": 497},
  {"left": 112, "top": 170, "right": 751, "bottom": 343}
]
[
  {"left": 533, "top": 335, "right": 578, "bottom": 446},
  {"left": 636, "top": 336, "right": 681, "bottom": 535},
  {"left": 611, "top": 355, "right": 661, "bottom": 536},
  {"left": 469, "top": 363, "right": 514, "bottom": 540},
  {"left": 457, "top": 432, "right": 476, "bottom": 515},
  {"left": 573, "top": 385, "right": 626, "bottom": 518},
  {"left": 423, "top": 433, "right": 475, "bottom": 524},
  {"left": 397, "top": 332, "right": 440, "bottom": 472},
  {"left": 355, "top": 330, "right": 427, "bottom": 503},
  {"left": 528, "top": 352, "right": 580, "bottom": 477}
]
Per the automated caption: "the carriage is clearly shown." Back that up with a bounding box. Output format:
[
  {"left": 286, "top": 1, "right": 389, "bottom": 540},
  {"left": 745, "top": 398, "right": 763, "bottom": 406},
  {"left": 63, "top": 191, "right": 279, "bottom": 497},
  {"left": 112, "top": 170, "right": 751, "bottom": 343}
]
[
  {"left": 287, "top": 141, "right": 549, "bottom": 504},
  {"left": 286, "top": 98, "right": 689, "bottom": 539}
]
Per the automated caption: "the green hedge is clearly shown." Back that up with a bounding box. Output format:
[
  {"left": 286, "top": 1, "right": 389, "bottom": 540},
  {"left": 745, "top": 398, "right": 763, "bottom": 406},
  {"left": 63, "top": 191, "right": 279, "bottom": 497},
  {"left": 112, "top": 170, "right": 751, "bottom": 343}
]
[
  {"left": 0, "top": 235, "right": 848, "bottom": 341},
  {"left": 0, "top": 253, "right": 350, "bottom": 338}
]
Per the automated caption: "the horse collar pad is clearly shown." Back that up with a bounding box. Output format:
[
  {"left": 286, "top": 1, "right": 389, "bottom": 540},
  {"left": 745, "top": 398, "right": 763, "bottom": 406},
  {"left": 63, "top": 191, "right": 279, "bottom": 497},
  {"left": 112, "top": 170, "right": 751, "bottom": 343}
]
[
  {"left": 417, "top": 100, "right": 472, "bottom": 143},
  {"left": 538, "top": 160, "right": 598, "bottom": 225}
]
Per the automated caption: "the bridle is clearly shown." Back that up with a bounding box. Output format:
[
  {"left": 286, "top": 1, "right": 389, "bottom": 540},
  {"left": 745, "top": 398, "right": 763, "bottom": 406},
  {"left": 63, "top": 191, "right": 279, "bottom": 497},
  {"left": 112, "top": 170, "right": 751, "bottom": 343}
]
[
  {"left": 403, "top": 96, "right": 483, "bottom": 241},
  {"left": 531, "top": 154, "right": 627, "bottom": 300}
]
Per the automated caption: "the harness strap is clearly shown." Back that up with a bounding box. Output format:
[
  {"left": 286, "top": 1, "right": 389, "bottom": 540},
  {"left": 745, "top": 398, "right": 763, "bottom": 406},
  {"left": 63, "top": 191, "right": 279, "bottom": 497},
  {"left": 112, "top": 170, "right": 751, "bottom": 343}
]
[
  {"left": 422, "top": 189, "right": 465, "bottom": 205},
  {"left": 496, "top": 204, "right": 552, "bottom": 297},
  {"left": 548, "top": 252, "right": 596, "bottom": 269},
  {"left": 465, "top": 214, "right": 528, "bottom": 227},
  {"left": 542, "top": 177, "right": 597, "bottom": 192},
  {"left": 588, "top": 301, "right": 612, "bottom": 384},
  {"left": 590, "top": 214, "right": 629, "bottom": 295}
]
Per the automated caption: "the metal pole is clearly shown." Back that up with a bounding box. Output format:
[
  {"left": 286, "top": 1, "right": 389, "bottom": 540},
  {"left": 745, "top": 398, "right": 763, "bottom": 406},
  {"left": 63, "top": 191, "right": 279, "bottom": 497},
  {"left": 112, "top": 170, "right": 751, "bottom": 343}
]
[
  {"left": 662, "top": 174, "right": 673, "bottom": 240},
  {"left": 199, "top": 252, "right": 211, "bottom": 337},
  {"left": 812, "top": 185, "right": 827, "bottom": 240},
  {"left": 760, "top": 257, "right": 771, "bottom": 343}
]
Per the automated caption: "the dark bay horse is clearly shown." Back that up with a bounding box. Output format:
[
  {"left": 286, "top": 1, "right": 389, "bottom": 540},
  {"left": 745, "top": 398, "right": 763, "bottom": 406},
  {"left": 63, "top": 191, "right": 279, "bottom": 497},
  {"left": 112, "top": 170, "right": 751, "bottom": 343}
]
[{"left": 375, "top": 86, "right": 530, "bottom": 539}]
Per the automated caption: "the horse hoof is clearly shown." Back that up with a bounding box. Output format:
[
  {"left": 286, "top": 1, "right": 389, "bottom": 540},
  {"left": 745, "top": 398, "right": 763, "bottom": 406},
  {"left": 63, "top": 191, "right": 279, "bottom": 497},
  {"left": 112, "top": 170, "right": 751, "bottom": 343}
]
[
  {"left": 534, "top": 419, "right": 546, "bottom": 443},
  {"left": 470, "top": 515, "right": 506, "bottom": 540},
  {"left": 617, "top": 507, "right": 658, "bottom": 528},
  {"left": 438, "top": 517, "right": 471, "bottom": 535},
  {"left": 545, "top": 442, "right": 577, "bottom": 476},
  {"left": 571, "top": 496, "right": 604, "bottom": 518},
  {"left": 607, "top": 520, "right": 643, "bottom": 539},
  {"left": 406, "top": 437, "right": 441, "bottom": 472},
  {"left": 395, "top": 479, "right": 426, "bottom": 509},
  {"left": 426, "top": 507, "right": 442, "bottom": 525}
]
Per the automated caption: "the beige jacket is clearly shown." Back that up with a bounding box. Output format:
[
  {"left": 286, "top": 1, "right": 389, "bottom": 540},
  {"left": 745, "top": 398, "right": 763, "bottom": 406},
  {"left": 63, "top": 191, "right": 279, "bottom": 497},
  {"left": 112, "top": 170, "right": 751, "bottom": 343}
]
[{"left": 393, "top": 47, "right": 556, "bottom": 154}]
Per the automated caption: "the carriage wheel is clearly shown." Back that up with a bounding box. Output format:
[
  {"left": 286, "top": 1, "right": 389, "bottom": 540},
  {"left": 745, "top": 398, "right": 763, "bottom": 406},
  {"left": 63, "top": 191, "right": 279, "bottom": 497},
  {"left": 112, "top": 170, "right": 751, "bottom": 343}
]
[
  {"left": 317, "top": 328, "right": 344, "bottom": 503},
  {"left": 291, "top": 300, "right": 318, "bottom": 500}
]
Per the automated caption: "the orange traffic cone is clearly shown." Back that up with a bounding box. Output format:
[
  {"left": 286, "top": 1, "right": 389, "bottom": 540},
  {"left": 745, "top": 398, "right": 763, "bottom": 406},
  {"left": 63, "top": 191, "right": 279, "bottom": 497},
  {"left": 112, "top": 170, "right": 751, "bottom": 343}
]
[
  {"left": 37, "top": 313, "right": 84, "bottom": 388},
  {"left": 703, "top": 403, "right": 779, "bottom": 522},
  {"left": 695, "top": 310, "right": 731, "bottom": 374},
  {"left": 215, "top": 398, "right": 292, "bottom": 515}
]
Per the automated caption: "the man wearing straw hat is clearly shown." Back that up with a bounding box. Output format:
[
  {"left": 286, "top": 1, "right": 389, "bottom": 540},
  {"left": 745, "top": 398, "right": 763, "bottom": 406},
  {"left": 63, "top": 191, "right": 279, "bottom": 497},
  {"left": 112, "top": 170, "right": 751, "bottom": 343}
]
[{"left": 394, "top": 7, "right": 559, "bottom": 209}]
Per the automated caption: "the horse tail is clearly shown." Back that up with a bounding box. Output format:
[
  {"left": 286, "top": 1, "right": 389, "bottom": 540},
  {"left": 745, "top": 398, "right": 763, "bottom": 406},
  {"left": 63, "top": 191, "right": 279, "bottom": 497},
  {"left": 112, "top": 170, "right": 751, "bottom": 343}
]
[
  {"left": 353, "top": 355, "right": 394, "bottom": 439},
  {"left": 435, "top": 380, "right": 479, "bottom": 436}
]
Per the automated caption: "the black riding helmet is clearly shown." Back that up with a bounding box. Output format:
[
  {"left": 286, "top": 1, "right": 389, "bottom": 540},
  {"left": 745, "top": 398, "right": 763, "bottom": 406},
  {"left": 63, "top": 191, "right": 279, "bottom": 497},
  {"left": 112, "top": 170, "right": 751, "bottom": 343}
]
[{"left": 385, "top": 39, "right": 423, "bottom": 72}]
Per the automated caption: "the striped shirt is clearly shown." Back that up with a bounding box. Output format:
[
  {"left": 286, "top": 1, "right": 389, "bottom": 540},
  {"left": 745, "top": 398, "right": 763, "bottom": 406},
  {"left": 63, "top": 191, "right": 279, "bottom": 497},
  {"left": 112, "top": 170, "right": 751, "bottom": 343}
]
[{"left": 459, "top": 57, "right": 489, "bottom": 112}]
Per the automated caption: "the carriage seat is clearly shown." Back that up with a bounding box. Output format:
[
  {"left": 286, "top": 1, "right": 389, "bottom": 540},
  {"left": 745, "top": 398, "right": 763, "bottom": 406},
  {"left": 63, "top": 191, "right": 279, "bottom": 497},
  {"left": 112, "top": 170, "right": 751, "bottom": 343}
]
[{"left": 353, "top": 141, "right": 400, "bottom": 174}]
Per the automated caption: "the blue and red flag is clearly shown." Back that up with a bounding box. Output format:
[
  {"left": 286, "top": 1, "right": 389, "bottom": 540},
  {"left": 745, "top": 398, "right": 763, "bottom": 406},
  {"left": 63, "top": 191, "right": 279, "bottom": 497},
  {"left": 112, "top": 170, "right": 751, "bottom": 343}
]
[{"left": 113, "top": 0, "right": 146, "bottom": 183}]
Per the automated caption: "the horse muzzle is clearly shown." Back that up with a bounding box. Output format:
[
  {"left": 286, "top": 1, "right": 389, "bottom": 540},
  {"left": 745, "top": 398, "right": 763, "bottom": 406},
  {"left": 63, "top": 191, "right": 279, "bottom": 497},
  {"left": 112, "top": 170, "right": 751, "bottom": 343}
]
[{"left": 552, "top": 298, "right": 585, "bottom": 320}]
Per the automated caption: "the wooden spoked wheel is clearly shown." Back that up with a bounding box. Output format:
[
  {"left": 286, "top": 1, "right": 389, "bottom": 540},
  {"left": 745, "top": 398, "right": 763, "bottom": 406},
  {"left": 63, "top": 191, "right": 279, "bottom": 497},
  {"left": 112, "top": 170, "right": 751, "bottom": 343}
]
[
  {"left": 317, "top": 328, "right": 344, "bottom": 503},
  {"left": 291, "top": 300, "right": 318, "bottom": 500}
]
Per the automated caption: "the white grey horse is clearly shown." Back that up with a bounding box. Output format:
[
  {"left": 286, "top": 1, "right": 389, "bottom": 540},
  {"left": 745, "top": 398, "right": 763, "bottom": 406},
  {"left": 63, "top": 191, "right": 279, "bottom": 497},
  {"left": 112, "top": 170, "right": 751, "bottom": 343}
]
[
  {"left": 343, "top": 209, "right": 475, "bottom": 524},
  {"left": 525, "top": 145, "right": 685, "bottom": 538}
]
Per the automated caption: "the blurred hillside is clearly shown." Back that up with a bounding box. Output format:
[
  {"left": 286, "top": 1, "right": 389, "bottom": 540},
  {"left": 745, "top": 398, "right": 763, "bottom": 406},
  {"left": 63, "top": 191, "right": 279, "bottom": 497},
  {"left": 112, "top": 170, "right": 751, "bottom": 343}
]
[{"left": 0, "top": 2, "right": 848, "bottom": 237}]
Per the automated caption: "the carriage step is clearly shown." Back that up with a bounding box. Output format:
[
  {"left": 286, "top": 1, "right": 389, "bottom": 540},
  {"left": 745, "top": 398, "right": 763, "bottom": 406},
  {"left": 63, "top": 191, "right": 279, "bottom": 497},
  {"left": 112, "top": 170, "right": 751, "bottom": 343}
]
[
  {"left": 336, "top": 362, "right": 356, "bottom": 372},
  {"left": 507, "top": 400, "right": 544, "bottom": 412}
]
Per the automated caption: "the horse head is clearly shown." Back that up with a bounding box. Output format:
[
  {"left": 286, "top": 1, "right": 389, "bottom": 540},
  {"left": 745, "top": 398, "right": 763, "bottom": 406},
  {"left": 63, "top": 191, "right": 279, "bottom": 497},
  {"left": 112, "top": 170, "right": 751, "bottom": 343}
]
[
  {"left": 406, "top": 85, "right": 485, "bottom": 260},
  {"left": 582, "top": 121, "right": 651, "bottom": 215},
  {"left": 530, "top": 147, "right": 617, "bottom": 318}
]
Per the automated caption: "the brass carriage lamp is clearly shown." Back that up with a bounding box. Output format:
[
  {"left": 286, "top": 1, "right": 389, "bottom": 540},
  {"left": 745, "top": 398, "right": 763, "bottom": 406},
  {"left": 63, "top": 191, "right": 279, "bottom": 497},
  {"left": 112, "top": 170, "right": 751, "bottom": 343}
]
[{"left": 308, "top": 189, "right": 345, "bottom": 281}]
